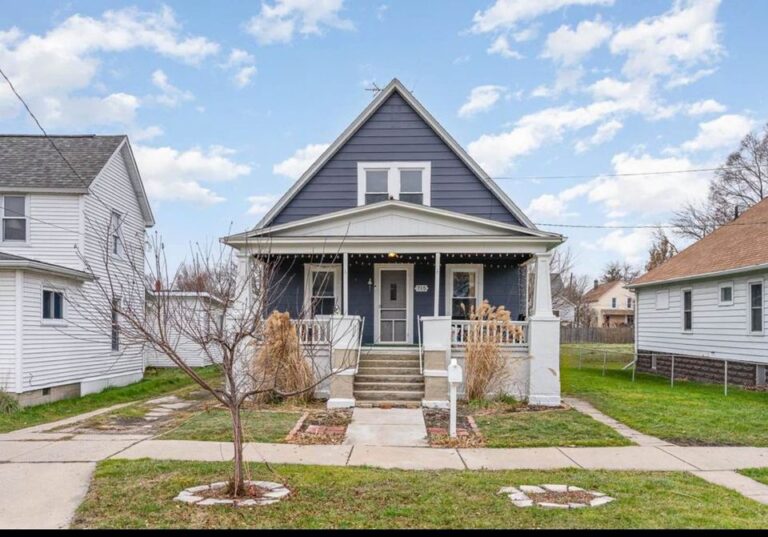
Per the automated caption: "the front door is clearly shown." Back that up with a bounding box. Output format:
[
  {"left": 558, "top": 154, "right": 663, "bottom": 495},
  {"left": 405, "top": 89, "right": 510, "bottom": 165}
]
[{"left": 375, "top": 265, "right": 412, "bottom": 344}]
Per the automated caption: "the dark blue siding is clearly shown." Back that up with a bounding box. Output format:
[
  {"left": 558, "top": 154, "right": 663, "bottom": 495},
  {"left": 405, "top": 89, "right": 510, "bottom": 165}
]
[{"left": 269, "top": 92, "right": 521, "bottom": 226}]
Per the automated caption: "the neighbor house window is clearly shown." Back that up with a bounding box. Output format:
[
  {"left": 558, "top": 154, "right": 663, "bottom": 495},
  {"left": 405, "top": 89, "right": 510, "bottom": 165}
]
[
  {"left": 627, "top": 297, "right": 633, "bottom": 308},
  {"left": 110, "top": 211, "right": 124, "bottom": 257},
  {"left": 719, "top": 282, "right": 734, "bottom": 305},
  {"left": 749, "top": 281, "right": 763, "bottom": 334},
  {"left": 304, "top": 265, "right": 341, "bottom": 316},
  {"left": 682, "top": 289, "right": 693, "bottom": 332},
  {"left": 446, "top": 265, "right": 483, "bottom": 320},
  {"left": 111, "top": 297, "right": 120, "bottom": 351},
  {"left": 611, "top": 297, "right": 617, "bottom": 308},
  {"left": 42, "top": 290, "right": 64, "bottom": 320},
  {"left": 2, "top": 195, "right": 27, "bottom": 241},
  {"left": 357, "top": 162, "right": 431, "bottom": 206}
]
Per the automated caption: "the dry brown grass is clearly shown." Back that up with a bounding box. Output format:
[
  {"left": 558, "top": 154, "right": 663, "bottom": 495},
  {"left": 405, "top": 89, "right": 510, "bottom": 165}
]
[
  {"left": 464, "top": 300, "right": 517, "bottom": 400},
  {"left": 250, "top": 311, "right": 315, "bottom": 404}
]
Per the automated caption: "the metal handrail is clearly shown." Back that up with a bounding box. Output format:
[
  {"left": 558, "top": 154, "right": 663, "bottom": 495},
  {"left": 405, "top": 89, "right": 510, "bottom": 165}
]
[
  {"left": 417, "top": 315, "right": 423, "bottom": 374},
  {"left": 354, "top": 317, "right": 365, "bottom": 374}
]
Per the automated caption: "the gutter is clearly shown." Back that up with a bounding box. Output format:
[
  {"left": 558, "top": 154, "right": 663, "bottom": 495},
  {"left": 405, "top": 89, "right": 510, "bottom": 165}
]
[{"left": 627, "top": 262, "right": 768, "bottom": 289}]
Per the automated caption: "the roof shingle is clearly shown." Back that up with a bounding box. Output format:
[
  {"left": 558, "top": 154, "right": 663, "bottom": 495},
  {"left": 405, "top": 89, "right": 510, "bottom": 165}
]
[
  {"left": 0, "top": 135, "right": 125, "bottom": 189},
  {"left": 631, "top": 196, "right": 768, "bottom": 286}
]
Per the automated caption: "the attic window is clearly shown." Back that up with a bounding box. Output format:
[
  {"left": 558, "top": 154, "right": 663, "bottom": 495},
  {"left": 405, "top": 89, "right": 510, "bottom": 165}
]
[{"left": 357, "top": 162, "right": 431, "bottom": 207}]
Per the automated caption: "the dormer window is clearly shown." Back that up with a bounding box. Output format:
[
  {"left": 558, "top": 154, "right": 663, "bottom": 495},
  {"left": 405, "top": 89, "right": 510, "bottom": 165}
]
[{"left": 357, "top": 162, "right": 431, "bottom": 206}]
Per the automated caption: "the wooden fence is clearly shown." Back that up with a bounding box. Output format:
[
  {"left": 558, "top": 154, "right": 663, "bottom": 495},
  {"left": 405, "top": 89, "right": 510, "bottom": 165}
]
[{"left": 560, "top": 326, "right": 634, "bottom": 344}]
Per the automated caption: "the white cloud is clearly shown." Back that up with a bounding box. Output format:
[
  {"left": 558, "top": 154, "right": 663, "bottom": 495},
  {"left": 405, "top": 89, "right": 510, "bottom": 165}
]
[
  {"left": 530, "top": 67, "right": 584, "bottom": 98},
  {"left": 679, "top": 114, "right": 752, "bottom": 152},
  {"left": 247, "top": 194, "right": 280, "bottom": 215},
  {"left": 133, "top": 145, "right": 251, "bottom": 205},
  {"left": 666, "top": 67, "right": 717, "bottom": 88},
  {"left": 0, "top": 6, "right": 218, "bottom": 126},
  {"left": 273, "top": 142, "right": 330, "bottom": 179},
  {"left": 471, "top": 0, "right": 613, "bottom": 34},
  {"left": 590, "top": 227, "right": 655, "bottom": 265},
  {"left": 246, "top": 0, "right": 354, "bottom": 45},
  {"left": 458, "top": 85, "right": 507, "bottom": 118},
  {"left": 512, "top": 25, "right": 539, "bottom": 42},
  {"left": 131, "top": 125, "right": 164, "bottom": 142},
  {"left": 610, "top": 0, "right": 722, "bottom": 80},
  {"left": 542, "top": 17, "right": 612, "bottom": 65},
  {"left": 525, "top": 182, "right": 592, "bottom": 220},
  {"left": 150, "top": 69, "right": 193, "bottom": 107},
  {"left": 376, "top": 4, "right": 389, "bottom": 21},
  {"left": 575, "top": 119, "right": 622, "bottom": 153},
  {"left": 686, "top": 98, "right": 726, "bottom": 116},
  {"left": 222, "top": 48, "right": 257, "bottom": 88},
  {"left": 487, "top": 35, "right": 523, "bottom": 59}
]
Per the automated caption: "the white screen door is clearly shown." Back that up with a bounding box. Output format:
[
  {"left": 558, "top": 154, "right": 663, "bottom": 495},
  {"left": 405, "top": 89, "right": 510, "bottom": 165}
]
[{"left": 379, "top": 269, "right": 408, "bottom": 343}]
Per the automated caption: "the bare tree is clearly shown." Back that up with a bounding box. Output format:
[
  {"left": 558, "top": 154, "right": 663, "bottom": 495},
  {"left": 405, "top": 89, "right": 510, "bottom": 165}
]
[
  {"left": 68, "top": 227, "right": 356, "bottom": 496},
  {"left": 175, "top": 258, "right": 237, "bottom": 297},
  {"left": 672, "top": 122, "right": 768, "bottom": 240},
  {"left": 601, "top": 260, "right": 640, "bottom": 283},
  {"left": 645, "top": 226, "right": 678, "bottom": 272}
]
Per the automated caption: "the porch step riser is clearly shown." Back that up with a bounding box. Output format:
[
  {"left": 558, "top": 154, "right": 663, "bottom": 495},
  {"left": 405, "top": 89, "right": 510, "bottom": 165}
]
[
  {"left": 354, "top": 390, "right": 424, "bottom": 401},
  {"left": 355, "top": 375, "right": 423, "bottom": 383},
  {"left": 353, "top": 383, "right": 424, "bottom": 392},
  {"left": 359, "top": 355, "right": 420, "bottom": 362},
  {"left": 358, "top": 359, "right": 420, "bottom": 367},
  {"left": 356, "top": 368, "right": 422, "bottom": 375}
]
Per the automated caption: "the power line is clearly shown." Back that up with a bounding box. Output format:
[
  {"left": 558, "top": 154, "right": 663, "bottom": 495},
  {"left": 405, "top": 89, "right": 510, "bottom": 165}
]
[
  {"left": 535, "top": 219, "right": 768, "bottom": 230},
  {"left": 491, "top": 165, "right": 747, "bottom": 181}
]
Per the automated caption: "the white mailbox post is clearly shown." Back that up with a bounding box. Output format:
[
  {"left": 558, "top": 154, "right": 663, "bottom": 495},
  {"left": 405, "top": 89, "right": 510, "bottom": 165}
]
[{"left": 447, "top": 358, "right": 463, "bottom": 438}]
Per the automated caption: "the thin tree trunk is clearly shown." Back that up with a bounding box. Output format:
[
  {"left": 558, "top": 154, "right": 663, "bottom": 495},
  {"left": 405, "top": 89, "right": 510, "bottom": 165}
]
[{"left": 229, "top": 403, "right": 245, "bottom": 496}]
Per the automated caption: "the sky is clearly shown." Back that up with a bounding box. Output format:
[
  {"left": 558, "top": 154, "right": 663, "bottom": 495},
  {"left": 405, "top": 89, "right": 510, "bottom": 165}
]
[{"left": 1, "top": 0, "right": 766, "bottom": 279}]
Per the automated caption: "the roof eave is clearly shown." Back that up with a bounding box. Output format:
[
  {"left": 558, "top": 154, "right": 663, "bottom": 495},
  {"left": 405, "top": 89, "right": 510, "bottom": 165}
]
[
  {"left": 628, "top": 262, "right": 768, "bottom": 289},
  {"left": 0, "top": 260, "right": 94, "bottom": 281}
]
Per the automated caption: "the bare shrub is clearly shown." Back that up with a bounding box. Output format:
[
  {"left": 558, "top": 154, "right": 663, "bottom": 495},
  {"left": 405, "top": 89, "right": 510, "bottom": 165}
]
[
  {"left": 464, "top": 300, "right": 516, "bottom": 400},
  {"left": 250, "top": 311, "right": 315, "bottom": 404},
  {"left": 0, "top": 389, "right": 19, "bottom": 415}
]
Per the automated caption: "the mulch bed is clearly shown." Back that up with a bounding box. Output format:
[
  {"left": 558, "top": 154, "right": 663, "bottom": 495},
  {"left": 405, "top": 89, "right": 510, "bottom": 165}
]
[
  {"left": 423, "top": 408, "right": 484, "bottom": 448},
  {"left": 286, "top": 409, "right": 353, "bottom": 445}
]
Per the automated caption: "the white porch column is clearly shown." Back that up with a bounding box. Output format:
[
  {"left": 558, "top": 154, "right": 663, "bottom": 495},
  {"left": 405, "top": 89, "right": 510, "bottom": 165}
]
[
  {"left": 433, "top": 252, "right": 441, "bottom": 316},
  {"left": 327, "top": 314, "right": 361, "bottom": 409},
  {"left": 342, "top": 252, "right": 349, "bottom": 315},
  {"left": 527, "top": 251, "right": 561, "bottom": 406}
]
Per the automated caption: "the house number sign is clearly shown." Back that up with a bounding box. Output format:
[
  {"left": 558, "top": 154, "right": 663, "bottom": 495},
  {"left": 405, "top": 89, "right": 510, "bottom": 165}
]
[{"left": 415, "top": 285, "right": 429, "bottom": 293}]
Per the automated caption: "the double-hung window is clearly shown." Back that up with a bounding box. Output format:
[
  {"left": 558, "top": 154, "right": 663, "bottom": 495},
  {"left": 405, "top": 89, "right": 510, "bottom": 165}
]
[
  {"left": 682, "top": 288, "right": 693, "bottom": 332},
  {"left": 304, "top": 265, "right": 341, "bottom": 316},
  {"left": 446, "top": 265, "right": 483, "bottom": 320},
  {"left": 749, "top": 281, "right": 764, "bottom": 334},
  {"left": 358, "top": 162, "right": 431, "bottom": 206},
  {"left": 611, "top": 297, "right": 617, "bottom": 308},
  {"left": 42, "top": 289, "right": 64, "bottom": 321},
  {"left": 2, "top": 195, "right": 27, "bottom": 242},
  {"left": 111, "top": 297, "right": 121, "bottom": 351}
]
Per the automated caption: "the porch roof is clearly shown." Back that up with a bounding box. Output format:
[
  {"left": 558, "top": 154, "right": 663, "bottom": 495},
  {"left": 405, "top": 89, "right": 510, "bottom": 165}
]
[{"left": 223, "top": 200, "right": 563, "bottom": 255}]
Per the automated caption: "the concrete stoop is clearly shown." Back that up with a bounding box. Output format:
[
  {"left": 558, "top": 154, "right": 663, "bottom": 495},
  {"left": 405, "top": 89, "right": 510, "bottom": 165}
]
[{"left": 354, "top": 351, "right": 424, "bottom": 405}]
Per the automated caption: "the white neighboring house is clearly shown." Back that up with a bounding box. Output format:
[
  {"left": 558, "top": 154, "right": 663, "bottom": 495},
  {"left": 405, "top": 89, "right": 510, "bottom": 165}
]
[
  {"left": 0, "top": 135, "right": 154, "bottom": 406},
  {"left": 583, "top": 280, "right": 635, "bottom": 327},
  {"left": 144, "top": 291, "right": 224, "bottom": 368},
  {"left": 551, "top": 273, "right": 575, "bottom": 326},
  {"left": 628, "top": 197, "right": 768, "bottom": 387}
]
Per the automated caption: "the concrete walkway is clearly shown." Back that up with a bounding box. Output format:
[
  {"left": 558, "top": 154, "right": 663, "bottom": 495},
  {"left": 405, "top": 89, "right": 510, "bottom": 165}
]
[
  {"left": 564, "top": 397, "right": 672, "bottom": 447},
  {"left": 343, "top": 408, "right": 428, "bottom": 447}
]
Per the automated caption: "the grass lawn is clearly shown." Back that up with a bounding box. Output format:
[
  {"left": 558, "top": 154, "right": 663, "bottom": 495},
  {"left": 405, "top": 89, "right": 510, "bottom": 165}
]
[
  {"left": 739, "top": 468, "right": 768, "bottom": 486},
  {"left": 73, "top": 459, "right": 768, "bottom": 529},
  {"left": 0, "top": 366, "right": 220, "bottom": 433},
  {"left": 474, "top": 407, "right": 631, "bottom": 448},
  {"left": 162, "top": 408, "right": 302, "bottom": 443},
  {"left": 561, "top": 344, "right": 768, "bottom": 446}
]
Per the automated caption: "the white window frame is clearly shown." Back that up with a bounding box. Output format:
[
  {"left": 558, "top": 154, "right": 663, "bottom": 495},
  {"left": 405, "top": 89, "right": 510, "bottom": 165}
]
[
  {"left": 655, "top": 289, "right": 669, "bottom": 310},
  {"left": 41, "top": 287, "right": 66, "bottom": 325},
  {"left": 718, "top": 281, "right": 734, "bottom": 306},
  {"left": 747, "top": 278, "right": 764, "bottom": 335},
  {"left": 445, "top": 264, "right": 484, "bottom": 319},
  {"left": 110, "top": 210, "right": 125, "bottom": 259},
  {"left": 303, "top": 264, "right": 342, "bottom": 317},
  {"left": 2, "top": 194, "right": 28, "bottom": 243},
  {"left": 681, "top": 287, "right": 693, "bottom": 333},
  {"left": 357, "top": 162, "right": 431, "bottom": 206}
]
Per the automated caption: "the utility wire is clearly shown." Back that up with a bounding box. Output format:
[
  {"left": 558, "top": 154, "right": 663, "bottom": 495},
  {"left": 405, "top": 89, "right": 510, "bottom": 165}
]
[{"left": 491, "top": 165, "right": 747, "bottom": 181}]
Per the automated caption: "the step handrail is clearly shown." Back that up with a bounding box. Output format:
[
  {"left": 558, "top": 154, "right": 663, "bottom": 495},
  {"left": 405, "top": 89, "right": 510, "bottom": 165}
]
[
  {"left": 354, "top": 316, "right": 365, "bottom": 375},
  {"left": 417, "top": 315, "right": 423, "bottom": 374}
]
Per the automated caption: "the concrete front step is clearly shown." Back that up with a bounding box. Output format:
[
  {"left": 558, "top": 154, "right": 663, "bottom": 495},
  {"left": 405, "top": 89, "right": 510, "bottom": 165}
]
[
  {"left": 358, "top": 359, "right": 420, "bottom": 368},
  {"left": 357, "top": 367, "right": 422, "bottom": 376},
  {"left": 354, "top": 381, "right": 425, "bottom": 392},
  {"left": 355, "top": 374, "right": 424, "bottom": 383},
  {"left": 359, "top": 354, "right": 420, "bottom": 362},
  {"left": 355, "top": 401, "right": 422, "bottom": 408},
  {"left": 354, "top": 390, "right": 424, "bottom": 401}
]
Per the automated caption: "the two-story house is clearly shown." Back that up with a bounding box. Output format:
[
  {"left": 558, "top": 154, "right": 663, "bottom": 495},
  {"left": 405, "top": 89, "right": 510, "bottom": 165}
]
[
  {"left": 0, "top": 135, "right": 154, "bottom": 406},
  {"left": 223, "top": 79, "right": 564, "bottom": 409},
  {"left": 584, "top": 280, "right": 635, "bottom": 327}
]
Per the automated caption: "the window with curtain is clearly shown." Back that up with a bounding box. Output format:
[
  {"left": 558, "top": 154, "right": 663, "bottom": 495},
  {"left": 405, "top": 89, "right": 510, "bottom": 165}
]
[{"left": 2, "top": 195, "right": 26, "bottom": 241}]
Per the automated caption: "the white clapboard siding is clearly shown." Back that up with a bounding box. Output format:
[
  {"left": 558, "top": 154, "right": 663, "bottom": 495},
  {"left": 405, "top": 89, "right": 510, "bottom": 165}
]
[
  {"left": 0, "top": 193, "right": 82, "bottom": 269},
  {"left": 636, "top": 271, "right": 768, "bottom": 363},
  {"left": 18, "top": 145, "right": 147, "bottom": 392},
  {"left": 0, "top": 271, "right": 17, "bottom": 392}
]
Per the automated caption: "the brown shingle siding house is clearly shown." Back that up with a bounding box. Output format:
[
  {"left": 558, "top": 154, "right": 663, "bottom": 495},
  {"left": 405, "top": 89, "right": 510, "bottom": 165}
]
[{"left": 628, "top": 197, "right": 768, "bottom": 387}]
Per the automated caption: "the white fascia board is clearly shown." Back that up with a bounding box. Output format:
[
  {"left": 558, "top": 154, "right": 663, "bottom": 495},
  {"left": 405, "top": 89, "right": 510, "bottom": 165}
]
[
  {"left": 0, "top": 260, "right": 93, "bottom": 281},
  {"left": 628, "top": 263, "right": 768, "bottom": 289}
]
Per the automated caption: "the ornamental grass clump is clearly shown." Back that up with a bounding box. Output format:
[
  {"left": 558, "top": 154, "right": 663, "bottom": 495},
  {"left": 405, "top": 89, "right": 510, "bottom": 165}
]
[
  {"left": 251, "top": 311, "right": 315, "bottom": 404},
  {"left": 464, "top": 300, "right": 518, "bottom": 400},
  {"left": 0, "top": 389, "right": 19, "bottom": 415}
]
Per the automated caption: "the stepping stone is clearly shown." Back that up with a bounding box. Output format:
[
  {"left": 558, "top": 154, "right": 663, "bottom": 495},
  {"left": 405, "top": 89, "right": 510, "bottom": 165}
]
[
  {"left": 520, "top": 485, "right": 546, "bottom": 494},
  {"left": 543, "top": 484, "right": 569, "bottom": 492},
  {"left": 158, "top": 402, "right": 191, "bottom": 410}
]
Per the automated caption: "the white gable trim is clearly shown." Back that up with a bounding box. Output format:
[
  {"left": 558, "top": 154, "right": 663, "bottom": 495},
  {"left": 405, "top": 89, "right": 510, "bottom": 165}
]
[{"left": 257, "top": 78, "right": 535, "bottom": 230}]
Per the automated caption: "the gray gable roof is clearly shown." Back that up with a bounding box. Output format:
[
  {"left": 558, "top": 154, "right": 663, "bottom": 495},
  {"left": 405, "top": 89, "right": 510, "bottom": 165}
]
[{"left": 0, "top": 135, "right": 126, "bottom": 190}]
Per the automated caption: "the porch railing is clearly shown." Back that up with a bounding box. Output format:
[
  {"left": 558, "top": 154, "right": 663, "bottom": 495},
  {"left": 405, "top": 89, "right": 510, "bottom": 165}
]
[
  {"left": 450, "top": 320, "right": 528, "bottom": 346},
  {"left": 294, "top": 318, "right": 332, "bottom": 345}
]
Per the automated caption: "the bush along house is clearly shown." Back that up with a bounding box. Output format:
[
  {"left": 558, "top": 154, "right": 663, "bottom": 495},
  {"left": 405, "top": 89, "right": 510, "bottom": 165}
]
[
  {"left": 223, "top": 79, "right": 564, "bottom": 408},
  {"left": 628, "top": 197, "right": 768, "bottom": 387}
]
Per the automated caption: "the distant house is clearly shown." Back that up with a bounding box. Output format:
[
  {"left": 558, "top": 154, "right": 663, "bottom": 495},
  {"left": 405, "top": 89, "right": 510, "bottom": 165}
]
[
  {"left": 551, "top": 273, "right": 575, "bottom": 325},
  {"left": 0, "top": 135, "right": 154, "bottom": 406},
  {"left": 144, "top": 291, "right": 224, "bottom": 368},
  {"left": 628, "top": 197, "right": 768, "bottom": 387},
  {"left": 583, "top": 280, "right": 635, "bottom": 327}
]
